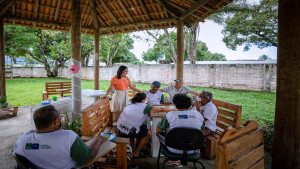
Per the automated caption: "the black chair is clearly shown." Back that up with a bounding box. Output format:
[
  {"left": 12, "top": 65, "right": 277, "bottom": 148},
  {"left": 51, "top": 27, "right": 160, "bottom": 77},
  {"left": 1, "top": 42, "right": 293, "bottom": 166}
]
[
  {"left": 156, "top": 127, "right": 206, "bottom": 169},
  {"left": 12, "top": 151, "right": 37, "bottom": 169}
]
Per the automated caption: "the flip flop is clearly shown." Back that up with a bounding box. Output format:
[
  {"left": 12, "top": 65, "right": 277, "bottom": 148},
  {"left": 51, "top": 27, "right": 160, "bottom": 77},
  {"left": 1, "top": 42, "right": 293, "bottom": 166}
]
[{"left": 165, "top": 161, "right": 183, "bottom": 168}]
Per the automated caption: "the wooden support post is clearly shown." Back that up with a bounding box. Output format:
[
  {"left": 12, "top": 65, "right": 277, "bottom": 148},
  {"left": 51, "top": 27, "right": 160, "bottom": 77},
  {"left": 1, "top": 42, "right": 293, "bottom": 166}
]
[
  {"left": 94, "top": 29, "right": 99, "bottom": 90},
  {"left": 0, "top": 16, "right": 6, "bottom": 97},
  {"left": 176, "top": 19, "right": 184, "bottom": 79},
  {"left": 71, "top": 0, "right": 82, "bottom": 121},
  {"left": 272, "top": 0, "right": 300, "bottom": 168}
]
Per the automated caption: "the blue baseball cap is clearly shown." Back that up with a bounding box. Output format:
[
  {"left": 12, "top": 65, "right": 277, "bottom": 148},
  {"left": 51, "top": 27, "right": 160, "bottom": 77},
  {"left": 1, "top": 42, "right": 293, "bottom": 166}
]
[{"left": 152, "top": 81, "right": 161, "bottom": 88}]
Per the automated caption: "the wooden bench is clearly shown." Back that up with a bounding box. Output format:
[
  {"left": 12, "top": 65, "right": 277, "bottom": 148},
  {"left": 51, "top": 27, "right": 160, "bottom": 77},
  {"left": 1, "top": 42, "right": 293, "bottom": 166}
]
[
  {"left": 42, "top": 82, "right": 72, "bottom": 101},
  {"left": 81, "top": 98, "right": 129, "bottom": 169},
  {"left": 216, "top": 120, "right": 265, "bottom": 169},
  {"left": 0, "top": 105, "right": 18, "bottom": 116},
  {"left": 205, "top": 99, "right": 242, "bottom": 159}
]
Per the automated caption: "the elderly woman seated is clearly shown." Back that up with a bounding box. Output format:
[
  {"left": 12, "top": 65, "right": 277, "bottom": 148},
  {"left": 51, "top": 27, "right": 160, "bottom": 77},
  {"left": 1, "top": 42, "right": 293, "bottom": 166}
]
[
  {"left": 194, "top": 90, "right": 218, "bottom": 136},
  {"left": 116, "top": 93, "right": 175, "bottom": 158}
]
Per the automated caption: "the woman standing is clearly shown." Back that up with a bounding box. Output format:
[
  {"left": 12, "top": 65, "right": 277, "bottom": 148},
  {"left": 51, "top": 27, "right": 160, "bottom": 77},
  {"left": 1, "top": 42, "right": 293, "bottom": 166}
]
[{"left": 103, "top": 66, "right": 141, "bottom": 123}]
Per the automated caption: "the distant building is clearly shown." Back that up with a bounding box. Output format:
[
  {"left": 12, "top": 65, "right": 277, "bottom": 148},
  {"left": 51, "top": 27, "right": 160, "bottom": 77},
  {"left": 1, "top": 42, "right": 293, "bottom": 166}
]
[{"left": 5, "top": 56, "right": 26, "bottom": 65}]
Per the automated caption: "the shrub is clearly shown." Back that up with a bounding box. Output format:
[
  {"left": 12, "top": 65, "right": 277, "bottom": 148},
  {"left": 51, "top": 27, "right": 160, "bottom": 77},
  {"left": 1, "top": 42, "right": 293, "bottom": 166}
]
[
  {"left": 262, "top": 121, "right": 274, "bottom": 154},
  {"left": 0, "top": 96, "right": 7, "bottom": 103},
  {"left": 64, "top": 111, "right": 82, "bottom": 135}
]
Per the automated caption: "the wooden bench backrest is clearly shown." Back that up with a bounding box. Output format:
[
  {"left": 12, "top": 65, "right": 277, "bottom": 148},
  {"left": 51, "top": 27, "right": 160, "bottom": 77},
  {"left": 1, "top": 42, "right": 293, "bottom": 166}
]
[
  {"left": 45, "top": 82, "right": 72, "bottom": 96},
  {"left": 216, "top": 120, "right": 265, "bottom": 169},
  {"left": 212, "top": 99, "right": 242, "bottom": 132},
  {"left": 81, "top": 98, "right": 112, "bottom": 137}
]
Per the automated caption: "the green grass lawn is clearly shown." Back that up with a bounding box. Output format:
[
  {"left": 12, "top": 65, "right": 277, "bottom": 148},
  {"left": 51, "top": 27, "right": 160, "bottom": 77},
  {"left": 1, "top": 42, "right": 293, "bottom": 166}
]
[{"left": 5, "top": 78, "right": 276, "bottom": 126}]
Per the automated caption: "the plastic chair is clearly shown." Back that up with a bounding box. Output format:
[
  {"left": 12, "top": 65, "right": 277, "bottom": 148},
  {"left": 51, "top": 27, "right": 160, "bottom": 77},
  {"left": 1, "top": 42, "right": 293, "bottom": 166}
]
[
  {"left": 156, "top": 127, "right": 206, "bottom": 169},
  {"left": 12, "top": 151, "right": 37, "bottom": 169}
]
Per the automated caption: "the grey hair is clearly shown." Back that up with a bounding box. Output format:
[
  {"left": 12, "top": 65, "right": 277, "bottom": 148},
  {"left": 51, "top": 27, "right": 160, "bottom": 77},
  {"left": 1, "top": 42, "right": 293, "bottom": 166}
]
[{"left": 202, "top": 90, "right": 213, "bottom": 102}]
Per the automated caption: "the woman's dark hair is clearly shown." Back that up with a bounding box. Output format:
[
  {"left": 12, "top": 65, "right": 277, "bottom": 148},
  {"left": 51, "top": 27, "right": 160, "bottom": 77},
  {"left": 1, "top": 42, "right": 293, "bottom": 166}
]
[
  {"left": 131, "top": 93, "right": 146, "bottom": 104},
  {"left": 33, "top": 105, "right": 59, "bottom": 130},
  {"left": 172, "top": 94, "right": 191, "bottom": 109},
  {"left": 117, "top": 65, "right": 128, "bottom": 79}
]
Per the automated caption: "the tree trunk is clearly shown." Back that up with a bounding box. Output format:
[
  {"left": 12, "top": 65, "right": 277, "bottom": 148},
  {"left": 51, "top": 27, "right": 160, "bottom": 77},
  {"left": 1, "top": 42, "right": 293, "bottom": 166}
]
[
  {"left": 191, "top": 24, "right": 198, "bottom": 64},
  {"left": 164, "top": 29, "right": 177, "bottom": 62},
  {"left": 146, "top": 30, "right": 175, "bottom": 63}
]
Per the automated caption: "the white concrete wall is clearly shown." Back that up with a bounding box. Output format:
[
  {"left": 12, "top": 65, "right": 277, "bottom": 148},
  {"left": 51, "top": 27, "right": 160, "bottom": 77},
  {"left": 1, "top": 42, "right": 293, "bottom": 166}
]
[{"left": 12, "top": 60, "right": 277, "bottom": 92}]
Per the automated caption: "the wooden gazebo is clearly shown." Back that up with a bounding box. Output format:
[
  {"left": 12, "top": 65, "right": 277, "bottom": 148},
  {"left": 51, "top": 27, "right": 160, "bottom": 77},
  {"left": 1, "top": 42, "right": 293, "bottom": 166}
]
[{"left": 0, "top": 0, "right": 299, "bottom": 168}]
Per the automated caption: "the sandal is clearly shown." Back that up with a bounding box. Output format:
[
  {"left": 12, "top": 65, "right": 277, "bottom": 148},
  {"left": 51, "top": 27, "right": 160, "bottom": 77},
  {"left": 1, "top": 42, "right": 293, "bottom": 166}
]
[{"left": 165, "top": 160, "right": 183, "bottom": 168}]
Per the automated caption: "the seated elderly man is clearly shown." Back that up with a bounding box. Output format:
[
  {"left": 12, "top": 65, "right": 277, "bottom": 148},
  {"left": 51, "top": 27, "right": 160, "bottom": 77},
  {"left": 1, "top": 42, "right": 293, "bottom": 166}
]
[
  {"left": 14, "top": 105, "right": 104, "bottom": 169},
  {"left": 194, "top": 90, "right": 218, "bottom": 136},
  {"left": 160, "top": 78, "right": 199, "bottom": 104},
  {"left": 144, "top": 81, "right": 167, "bottom": 105}
]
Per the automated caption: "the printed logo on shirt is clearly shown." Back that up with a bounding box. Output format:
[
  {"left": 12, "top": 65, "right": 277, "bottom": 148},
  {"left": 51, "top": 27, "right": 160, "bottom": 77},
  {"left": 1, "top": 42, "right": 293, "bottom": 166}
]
[
  {"left": 25, "top": 143, "right": 39, "bottom": 150},
  {"left": 178, "top": 115, "right": 188, "bottom": 119},
  {"left": 41, "top": 144, "right": 52, "bottom": 149},
  {"left": 189, "top": 115, "right": 196, "bottom": 118}
]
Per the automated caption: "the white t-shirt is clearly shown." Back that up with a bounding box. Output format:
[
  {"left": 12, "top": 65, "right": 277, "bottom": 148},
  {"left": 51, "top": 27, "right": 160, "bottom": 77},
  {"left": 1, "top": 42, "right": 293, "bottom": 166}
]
[
  {"left": 162, "top": 85, "right": 192, "bottom": 103},
  {"left": 157, "top": 110, "right": 204, "bottom": 154},
  {"left": 144, "top": 90, "right": 164, "bottom": 105},
  {"left": 200, "top": 102, "right": 218, "bottom": 131},
  {"left": 14, "top": 130, "right": 78, "bottom": 169},
  {"left": 117, "top": 103, "right": 153, "bottom": 134}
]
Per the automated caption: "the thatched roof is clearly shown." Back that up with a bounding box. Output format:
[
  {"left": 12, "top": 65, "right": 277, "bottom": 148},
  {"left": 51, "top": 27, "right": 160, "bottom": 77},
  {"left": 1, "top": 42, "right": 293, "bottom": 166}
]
[{"left": 1, "top": 0, "right": 231, "bottom": 35}]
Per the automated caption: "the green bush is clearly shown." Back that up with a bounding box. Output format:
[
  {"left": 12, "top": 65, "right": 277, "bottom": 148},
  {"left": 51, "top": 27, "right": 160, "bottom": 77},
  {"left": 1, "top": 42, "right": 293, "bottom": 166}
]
[
  {"left": 64, "top": 111, "right": 82, "bottom": 136},
  {"left": 0, "top": 96, "right": 7, "bottom": 103},
  {"left": 262, "top": 121, "right": 274, "bottom": 154}
]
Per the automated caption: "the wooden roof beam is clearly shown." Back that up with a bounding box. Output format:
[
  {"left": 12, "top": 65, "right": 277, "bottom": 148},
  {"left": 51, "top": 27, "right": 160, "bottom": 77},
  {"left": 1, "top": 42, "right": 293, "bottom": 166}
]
[
  {"left": 117, "top": 0, "right": 139, "bottom": 30},
  {"left": 99, "top": 0, "right": 126, "bottom": 32},
  {"left": 155, "top": 0, "right": 193, "bottom": 27},
  {"left": 12, "top": 3, "right": 15, "bottom": 24},
  {"left": 179, "top": 0, "right": 211, "bottom": 20},
  {"left": 99, "top": 0, "right": 118, "bottom": 24},
  {"left": 137, "top": 0, "right": 155, "bottom": 29},
  {"left": 98, "top": 18, "right": 176, "bottom": 31},
  {"left": 198, "top": 0, "right": 230, "bottom": 22},
  {"left": 0, "top": 0, "right": 16, "bottom": 16},
  {"left": 165, "top": 1, "right": 202, "bottom": 20},
  {"left": 117, "top": 0, "right": 134, "bottom": 23},
  {"left": 51, "top": 0, "right": 61, "bottom": 29},
  {"left": 33, "top": 0, "right": 39, "bottom": 27},
  {"left": 155, "top": 0, "right": 179, "bottom": 20},
  {"left": 89, "top": 0, "right": 99, "bottom": 29},
  {"left": 4, "top": 16, "right": 70, "bottom": 28},
  {"left": 137, "top": 0, "right": 151, "bottom": 20}
]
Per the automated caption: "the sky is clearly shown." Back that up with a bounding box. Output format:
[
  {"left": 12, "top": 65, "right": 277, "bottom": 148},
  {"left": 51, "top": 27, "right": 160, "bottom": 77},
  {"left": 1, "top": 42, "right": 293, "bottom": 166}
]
[{"left": 130, "top": 0, "right": 277, "bottom": 61}]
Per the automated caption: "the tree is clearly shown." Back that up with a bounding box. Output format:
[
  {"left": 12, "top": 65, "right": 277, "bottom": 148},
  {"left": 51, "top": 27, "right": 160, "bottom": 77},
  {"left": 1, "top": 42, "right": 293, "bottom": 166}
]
[
  {"left": 258, "top": 54, "right": 272, "bottom": 60},
  {"left": 100, "top": 34, "right": 135, "bottom": 66},
  {"left": 142, "top": 31, "right": 226, "bottom": 63},
  {"left": 5, "top": 26, "right": 64, "bottom": 77},
  {"left": 209, "top": 0, "right": 278, "bottom": 51}
]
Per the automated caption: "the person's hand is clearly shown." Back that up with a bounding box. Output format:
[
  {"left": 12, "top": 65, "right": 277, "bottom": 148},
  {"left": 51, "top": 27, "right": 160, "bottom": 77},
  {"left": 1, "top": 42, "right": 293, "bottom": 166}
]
[
  {"left": 101, "top": 96, "right": 107, "bottom": 99},
  {"left": 163, "top": 101, "right": 170, "bottom": 105}
]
